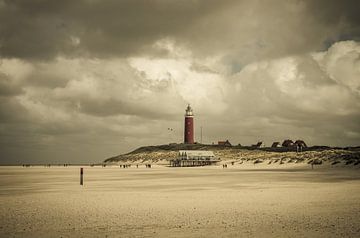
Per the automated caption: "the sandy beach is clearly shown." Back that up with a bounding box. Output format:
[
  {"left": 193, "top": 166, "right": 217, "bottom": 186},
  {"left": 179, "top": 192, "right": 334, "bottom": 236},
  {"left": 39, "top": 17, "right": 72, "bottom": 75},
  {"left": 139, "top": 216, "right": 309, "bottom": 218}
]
[{"left": 0, "top": 164, "right": 359, "bottom": 237}]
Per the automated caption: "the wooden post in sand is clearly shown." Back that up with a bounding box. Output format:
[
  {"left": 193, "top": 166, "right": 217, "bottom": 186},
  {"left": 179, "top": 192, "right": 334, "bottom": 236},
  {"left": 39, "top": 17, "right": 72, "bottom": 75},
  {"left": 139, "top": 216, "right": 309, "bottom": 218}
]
[{"left": 80, "top": 167, "right": 84, "bottom": 185}]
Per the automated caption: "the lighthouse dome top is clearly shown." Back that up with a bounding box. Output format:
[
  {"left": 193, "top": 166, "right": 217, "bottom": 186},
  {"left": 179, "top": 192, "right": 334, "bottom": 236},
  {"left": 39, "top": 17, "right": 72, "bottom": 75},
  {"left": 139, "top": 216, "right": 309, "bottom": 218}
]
[{"left": 185, "top": 104, "right": 193, "bottom": 116}]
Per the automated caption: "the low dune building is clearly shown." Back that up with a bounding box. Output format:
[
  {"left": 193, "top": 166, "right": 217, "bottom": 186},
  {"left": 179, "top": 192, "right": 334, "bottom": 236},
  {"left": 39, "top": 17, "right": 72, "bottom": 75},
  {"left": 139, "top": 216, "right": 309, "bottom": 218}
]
[
  {"left": 282, "top": 139, "right": 294, "bottom": 147},
  {"left": 251, "top": 141, "right": 263, "bottom": 148},
  {"left": 271, "top": 142, "right": 280, "bottom": 148},
  {"left": 218, "top": 140, "right": 232, "bottom": 146},
  {"left": 294, "top": 140, "right": 307, "bottom": 148},
  {"left": 170, "top": 150, "right": 220, "bottom": 167}
]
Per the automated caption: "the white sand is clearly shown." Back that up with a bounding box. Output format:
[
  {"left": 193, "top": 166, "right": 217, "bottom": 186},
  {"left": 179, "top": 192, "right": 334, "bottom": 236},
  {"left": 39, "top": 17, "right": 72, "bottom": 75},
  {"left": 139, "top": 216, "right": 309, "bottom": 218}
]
[{"left": 0, "top": 165, "right": 359, "bottom": 237}]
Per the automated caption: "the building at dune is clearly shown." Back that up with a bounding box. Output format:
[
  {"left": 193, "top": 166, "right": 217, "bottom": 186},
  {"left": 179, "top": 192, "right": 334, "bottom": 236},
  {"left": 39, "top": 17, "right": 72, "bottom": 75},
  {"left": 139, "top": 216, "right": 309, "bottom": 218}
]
[
  {"left": 170, "top": 150, "right": 220, "bottom": 167},
  {"left": 271, "top": 142, "right": 280, "bottom": 148},
  {"left": 294, "top": 140, "right": 307, "bottom": 148},
  {"left": 282, "top": 139, "right": 294, "bottom": 147},
  {"left": 184, "top": 104, "right": 194, "bottom": 144},
  {"left": 179, "top": 150, "right": 216, "bottom": 160},
  {"left": 251, "top": 141, "right": 263, "bottom": 148},
  {"left": 218, "top": 140, "right": 232, "bottom": 146},
  {"left": 294, "top": 140, "right": 307, "bottom": 152},
  {"left": 281, "top": 139, "right": 307, "bottom": 148}
]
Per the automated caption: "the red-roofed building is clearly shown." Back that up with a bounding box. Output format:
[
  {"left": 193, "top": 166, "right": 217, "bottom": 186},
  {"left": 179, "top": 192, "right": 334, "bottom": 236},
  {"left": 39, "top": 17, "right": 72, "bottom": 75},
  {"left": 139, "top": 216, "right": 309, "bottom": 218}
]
[{"left": 218, "top": 140, "right": 232, "bottom": 146}]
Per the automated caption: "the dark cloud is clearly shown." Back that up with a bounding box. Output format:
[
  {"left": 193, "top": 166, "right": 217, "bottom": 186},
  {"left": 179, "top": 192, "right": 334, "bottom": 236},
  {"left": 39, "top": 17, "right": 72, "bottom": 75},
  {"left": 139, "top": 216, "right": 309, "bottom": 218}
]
[
  {"left": 1, "top": 0, "right": 359, "bottom": 61},
  {"left": 0, "top": 0, "right": 233, "bottom": 59},
  {"left": 307, "top": 0, "right": 360, "bottom": 26},
  {"left": 306, "top": 0, "right": 360, "bottom": 46}
]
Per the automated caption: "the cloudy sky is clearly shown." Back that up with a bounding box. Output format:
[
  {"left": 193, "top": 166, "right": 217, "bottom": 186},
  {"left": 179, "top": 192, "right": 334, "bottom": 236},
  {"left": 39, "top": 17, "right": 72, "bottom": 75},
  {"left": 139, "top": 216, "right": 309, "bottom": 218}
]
[{"left": 0, "top": 0, "right": 360, "bottom": 164}]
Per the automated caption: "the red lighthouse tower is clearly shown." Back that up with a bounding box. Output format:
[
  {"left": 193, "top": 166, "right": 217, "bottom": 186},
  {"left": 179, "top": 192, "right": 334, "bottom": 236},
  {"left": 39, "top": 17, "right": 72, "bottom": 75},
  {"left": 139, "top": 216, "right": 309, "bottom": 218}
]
[{"left": 184, "top": 104, "right": 194, "bottom": 144}]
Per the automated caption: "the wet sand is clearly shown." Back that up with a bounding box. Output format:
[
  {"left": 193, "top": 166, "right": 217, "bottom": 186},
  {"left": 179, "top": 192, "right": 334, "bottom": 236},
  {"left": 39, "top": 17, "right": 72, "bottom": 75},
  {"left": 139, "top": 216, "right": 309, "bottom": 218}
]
[{"left": 0, "top": 165, "right": 359, "bottom": 237}]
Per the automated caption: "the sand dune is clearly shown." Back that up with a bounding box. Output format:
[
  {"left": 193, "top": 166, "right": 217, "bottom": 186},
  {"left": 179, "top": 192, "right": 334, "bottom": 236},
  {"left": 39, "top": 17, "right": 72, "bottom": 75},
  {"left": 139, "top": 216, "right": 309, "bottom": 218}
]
[{"left": 105, "top": 145, "right": 360, "bottom": 168}]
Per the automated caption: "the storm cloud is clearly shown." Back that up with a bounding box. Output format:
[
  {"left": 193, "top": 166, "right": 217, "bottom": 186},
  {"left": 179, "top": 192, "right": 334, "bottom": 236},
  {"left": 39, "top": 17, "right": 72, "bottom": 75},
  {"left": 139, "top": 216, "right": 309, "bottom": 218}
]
[{"left": 0, "top": 0, "right": 359, "bottom": 164}]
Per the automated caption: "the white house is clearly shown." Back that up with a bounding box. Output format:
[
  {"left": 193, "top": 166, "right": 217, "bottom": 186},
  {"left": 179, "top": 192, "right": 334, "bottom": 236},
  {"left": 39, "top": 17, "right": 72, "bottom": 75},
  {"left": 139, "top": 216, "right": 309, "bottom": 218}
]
[{"left": 178, "top": 150, "right": 216, "bottom": 161}]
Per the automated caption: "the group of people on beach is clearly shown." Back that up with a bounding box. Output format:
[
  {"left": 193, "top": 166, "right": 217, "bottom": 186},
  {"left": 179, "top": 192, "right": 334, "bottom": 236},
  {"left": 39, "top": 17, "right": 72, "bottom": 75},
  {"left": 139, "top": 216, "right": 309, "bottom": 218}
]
[
  {"left": 222, "top": 162, "right": 236, "bottom": 168},
  {"left": 119, "top": 164, "right": 152, "bottom": 168}
]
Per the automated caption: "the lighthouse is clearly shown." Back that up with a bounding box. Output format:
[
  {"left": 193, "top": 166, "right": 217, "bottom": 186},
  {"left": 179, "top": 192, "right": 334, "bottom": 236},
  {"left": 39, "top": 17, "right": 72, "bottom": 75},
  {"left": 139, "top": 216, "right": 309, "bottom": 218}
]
[{"left": 184, "top": 104, "right": 194, "bottom": 144}]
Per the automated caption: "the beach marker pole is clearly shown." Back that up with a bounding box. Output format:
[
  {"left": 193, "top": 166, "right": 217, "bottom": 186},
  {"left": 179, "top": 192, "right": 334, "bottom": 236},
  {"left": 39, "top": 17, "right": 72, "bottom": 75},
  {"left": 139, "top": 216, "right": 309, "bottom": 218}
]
[{"left": 80, "top": 167, "right": 84, "bottom": 185}]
